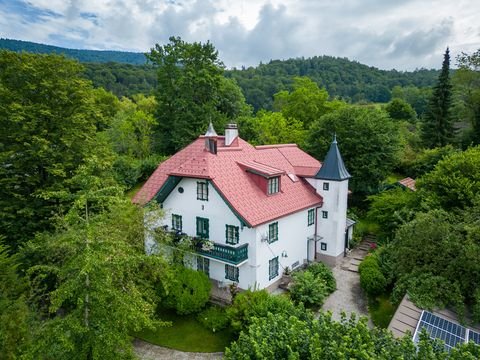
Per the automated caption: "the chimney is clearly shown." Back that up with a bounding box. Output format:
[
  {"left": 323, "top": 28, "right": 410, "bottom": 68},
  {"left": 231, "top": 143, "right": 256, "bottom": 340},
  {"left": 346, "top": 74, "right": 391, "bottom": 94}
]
[
  {"left": 204, "top": 121, "right": 218, "bottom": 154},
  {"left": 225, "top": 123, "right": 238, "bottom": 146}
]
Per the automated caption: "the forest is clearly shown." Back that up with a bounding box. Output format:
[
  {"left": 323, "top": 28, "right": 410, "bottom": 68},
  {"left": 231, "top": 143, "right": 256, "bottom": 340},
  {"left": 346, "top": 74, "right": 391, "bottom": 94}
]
[{"left": 1, "top": 36, "right": 480, "bottom": 359}]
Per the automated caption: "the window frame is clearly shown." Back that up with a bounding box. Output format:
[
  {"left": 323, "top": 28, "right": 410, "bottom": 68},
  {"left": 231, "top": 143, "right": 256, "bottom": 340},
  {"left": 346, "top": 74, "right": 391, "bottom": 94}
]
[
  {"left": 307, "top": 209, "right": 315, "bottom": 226},
  {"left": 322, "top": 211, "right": 328, "bottom": 219},
  {"left": 267, "top": 176, "right": 279, "bottom": 195},
  {"left": 197, "top": 181, "right": 209, "bottom": 201},
  {"left": 269, "top": 256, "right": 279, "bottom": 280},
  {"left": 225, "top": 225, "right": 239, "bottom": 245},
  {"left": 268, "top": 222, "right": 278, "bottom": 243},
  {"left": 197, "top": 256, "right": 210, "bottom": 276},
  {"left": 196, "top": 217, "right": 209, "bottom": 239},
  {"left": 225, "top": 264, "right": 239, "bottom": 282},
  {"left": 172, "top": 214, "right": 182, "bottom": 232}
]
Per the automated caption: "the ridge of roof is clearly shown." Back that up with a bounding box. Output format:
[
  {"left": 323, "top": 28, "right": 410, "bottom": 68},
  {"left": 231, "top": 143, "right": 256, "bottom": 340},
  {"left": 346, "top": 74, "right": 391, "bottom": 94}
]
[{"left": 255, "top": 144, "right": 298, "bottom": 150}]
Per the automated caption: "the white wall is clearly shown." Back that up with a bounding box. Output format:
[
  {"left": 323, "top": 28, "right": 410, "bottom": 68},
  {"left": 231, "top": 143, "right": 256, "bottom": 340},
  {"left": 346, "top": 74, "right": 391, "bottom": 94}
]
[
  {"left": 253, "top": 208, "right": 315, "bottom": 289},
  {"left": 313, "top": 179, "right": 349, "bottom": 258},
  {"left": 161, "top": 178, "right": 257, "bottom": 290}
]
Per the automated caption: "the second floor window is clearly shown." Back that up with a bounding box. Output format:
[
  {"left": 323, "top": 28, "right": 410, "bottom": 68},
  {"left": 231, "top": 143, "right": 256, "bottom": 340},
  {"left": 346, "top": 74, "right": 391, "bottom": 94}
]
[
  {"left": 196, "top": 217, "right": 209, "bottom": 239},
  {"left": 172, "top": 214, "right": 182, "bottom": 231},
  {"left": 226, "top": 225, "right": 239, "bottom": 245},
  {"left": 268, "top": 222, "right": 278, "bottom": 243},
  {"left": 308, "top": 209, "right": 315, "bottom": 226},
  {"left": 268, "top": 177, "right": 279, "bottom": 194},
  {"left": 197, "top": 181, "right": 208, "bottom": 201}
]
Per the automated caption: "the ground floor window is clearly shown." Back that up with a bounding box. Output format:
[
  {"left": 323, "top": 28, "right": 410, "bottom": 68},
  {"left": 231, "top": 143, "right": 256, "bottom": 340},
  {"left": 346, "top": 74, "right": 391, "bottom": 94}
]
[
  {"left": 321, "top": 242, "right": 327, "bottom": 251},
  {"left": 197, "top": 257, "right": 210, "bottom": 276},
  {"left": 269, "top": 256, "right": 279, "bottom": 280},
  {"left": 225, "top": 264, "right": 239, "bottom": 282}
]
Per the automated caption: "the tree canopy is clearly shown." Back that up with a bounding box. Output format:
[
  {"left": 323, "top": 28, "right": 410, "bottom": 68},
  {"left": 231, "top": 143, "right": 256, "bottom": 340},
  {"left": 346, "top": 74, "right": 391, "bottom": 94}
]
[{"left": 306, "top": 105, "right": 401, "bottom": 193}]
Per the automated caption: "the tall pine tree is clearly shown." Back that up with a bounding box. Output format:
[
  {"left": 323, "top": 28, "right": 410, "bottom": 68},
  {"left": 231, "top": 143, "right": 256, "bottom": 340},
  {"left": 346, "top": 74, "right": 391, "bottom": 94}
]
[{"left": 422, "top": 48, "right": 454, "bottom": 148}]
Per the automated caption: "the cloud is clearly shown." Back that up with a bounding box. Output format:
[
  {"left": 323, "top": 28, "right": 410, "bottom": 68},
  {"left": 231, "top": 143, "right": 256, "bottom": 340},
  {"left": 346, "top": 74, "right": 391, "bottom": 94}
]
[{"left": 0, "top": 0, "right": 479, "bottom": 70}]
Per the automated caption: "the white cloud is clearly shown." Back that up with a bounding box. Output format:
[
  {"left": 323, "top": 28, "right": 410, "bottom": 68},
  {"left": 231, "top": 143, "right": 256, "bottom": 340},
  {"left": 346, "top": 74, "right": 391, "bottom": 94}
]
[{"left": 0, "top": 0, "right": 479, "bottom": 69}]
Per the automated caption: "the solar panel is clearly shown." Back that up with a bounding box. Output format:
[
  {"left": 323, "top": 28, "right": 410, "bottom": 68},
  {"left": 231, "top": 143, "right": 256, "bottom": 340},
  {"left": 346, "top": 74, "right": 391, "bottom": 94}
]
[
  {"left": 413, "top": 311, "right": 466, "bottom": 351},
  {"left": 469, "top": 330, "right": 480, "bottom": 345}
]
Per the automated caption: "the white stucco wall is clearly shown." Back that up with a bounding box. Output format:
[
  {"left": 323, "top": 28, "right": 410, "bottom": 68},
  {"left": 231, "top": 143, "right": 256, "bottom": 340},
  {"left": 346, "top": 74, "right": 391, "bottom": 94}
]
[
  {"left": 252, "top": 208, "right": 316, "bottom": 289},
  {"left": 313, "top": 179, "right": 349, "bottom": 258},
  {"left": 160, "top": 178, "right": 257, "bottom": 290}
]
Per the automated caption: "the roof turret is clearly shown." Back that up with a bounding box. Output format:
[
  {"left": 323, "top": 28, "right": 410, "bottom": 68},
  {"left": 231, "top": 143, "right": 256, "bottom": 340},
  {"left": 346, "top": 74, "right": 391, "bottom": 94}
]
[
  {"left": 315, "top": 135, "right": 351, "bottom": 181},
  {"left": 204, "top": 121, "right": 218, "bottom": 137}
]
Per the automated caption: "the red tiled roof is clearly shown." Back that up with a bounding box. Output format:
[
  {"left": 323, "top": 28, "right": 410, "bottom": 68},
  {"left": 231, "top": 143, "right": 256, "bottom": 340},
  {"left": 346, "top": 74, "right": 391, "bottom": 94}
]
[
  {"left": 133, "top": 137, "right": 323, "bottom": 227},
  {"left": 398, "top": 177, "right": 416, "bottom": 191}
]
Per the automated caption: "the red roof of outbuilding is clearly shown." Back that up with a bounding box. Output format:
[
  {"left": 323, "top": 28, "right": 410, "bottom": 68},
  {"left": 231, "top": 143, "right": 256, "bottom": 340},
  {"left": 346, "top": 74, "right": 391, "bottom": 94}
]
[
  {"left": 398, "top": 177, "right": 416, "bottom": 191},
  {"left": 133, "top": 136, "right": 323, "bottom": 227}
]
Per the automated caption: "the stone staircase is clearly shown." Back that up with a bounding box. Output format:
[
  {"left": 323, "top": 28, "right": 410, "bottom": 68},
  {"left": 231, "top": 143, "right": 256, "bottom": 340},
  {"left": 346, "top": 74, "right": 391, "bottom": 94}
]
[{"left": 341, "top": 234, "right": 377, "bottom": 273}]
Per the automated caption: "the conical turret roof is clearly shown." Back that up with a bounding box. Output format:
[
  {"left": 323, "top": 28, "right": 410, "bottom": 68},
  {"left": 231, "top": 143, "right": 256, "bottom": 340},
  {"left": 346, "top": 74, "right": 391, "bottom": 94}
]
[
  {"left": 315, "top": 135, "right": 351, "bottom": 181},
  {"left": 204, "top": 121, "right": 218, "bottom": 137}
]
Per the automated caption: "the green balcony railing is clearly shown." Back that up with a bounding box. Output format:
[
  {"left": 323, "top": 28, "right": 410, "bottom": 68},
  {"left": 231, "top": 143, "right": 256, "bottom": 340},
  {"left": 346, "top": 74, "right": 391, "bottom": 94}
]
[{"left": 197, "top": 243, "right": 248, "bottom": 265}]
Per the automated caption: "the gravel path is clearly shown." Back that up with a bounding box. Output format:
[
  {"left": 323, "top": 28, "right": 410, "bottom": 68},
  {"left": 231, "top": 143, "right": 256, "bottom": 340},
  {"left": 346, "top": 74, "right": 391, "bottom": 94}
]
[
  {"left": 321, "top": 244, "right": 372, "bottom": 327},
  {"left": 134, "top": 339, "right": 223, "bottom": 360}
]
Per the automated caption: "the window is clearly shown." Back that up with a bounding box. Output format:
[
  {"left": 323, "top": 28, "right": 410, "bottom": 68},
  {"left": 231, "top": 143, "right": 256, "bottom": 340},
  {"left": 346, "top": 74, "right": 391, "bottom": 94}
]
[
  {"left": 226, "top": 225, "right": 239, "bottom": 245},
  {"left": 269, "top": 257, "right": 279, "bottom": 280},
  {"left": 196, "top": 217, "right": 209, "bottom": 239},
  {"left": 172, "top": 214, "right": 182, "bottom": 232},
  {"left": 268, "top": 177, "right": 279, "bottom": 194},
  {"left": 197, "top": 181, "right": 208, "bottom": 201},
  {"left": 323, "top": 182, "right": 329, "bottom": 191},
  {"left": 322, "top": 211, "right": 328, "bottom": 219},
  {"left": 225, "top": 264, "right": 239, "bottom": 282},
  {"left": 197, "top": 257, "right": 210, "bottom": 276},
  {"left": 308, "top": 209, "right": 315, "bottom": 226},
  {"left": 321, "top": 242, "right": 327, "bottom": 251},
  {"left": 268, "top": 222, "right": 278, "bottom": 243}
]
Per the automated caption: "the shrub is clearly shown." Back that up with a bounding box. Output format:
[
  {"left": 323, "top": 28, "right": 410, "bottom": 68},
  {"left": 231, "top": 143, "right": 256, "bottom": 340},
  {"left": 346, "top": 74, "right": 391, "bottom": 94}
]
[
  {"left": 165, "top": 267, "right": 211, "bottom": 315},
  {"left": 290, "top": 271, "right": 328, "bottom": 307},
  {"left": 359, "top": 254, "right": 386, "bottom": 296},
  {"left": 473, "top": 289, "right": 480, "bottom": 323},
  {"left": 139, "top": 154, "right": 168, "bottom": 181},
  {"left": 305, "top": 262, "right": 336, "bottom": 293},
  {"left": 113, "top": 155, "right": 141, "bottom": 189},
  {"left": 197, "top": 306, "right": 229, "bottom": 333},
  {"left": 226, "top": 290, "right": 301, "bottom": 333}
]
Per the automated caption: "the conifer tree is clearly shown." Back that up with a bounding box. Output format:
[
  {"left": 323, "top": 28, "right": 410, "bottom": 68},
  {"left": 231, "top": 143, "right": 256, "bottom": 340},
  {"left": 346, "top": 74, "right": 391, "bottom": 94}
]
[{"left": 422, "top": 48, "right": 454, "bottom": 148}]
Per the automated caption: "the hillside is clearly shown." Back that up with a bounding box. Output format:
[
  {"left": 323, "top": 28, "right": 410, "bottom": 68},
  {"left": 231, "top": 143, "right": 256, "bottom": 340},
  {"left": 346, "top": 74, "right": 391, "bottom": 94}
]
[
  {"left": 1, "top": 38, "right": 439, "bottom": 107},
  {"left": 0, "top": 38, "right": 147, "bottom": 65}
]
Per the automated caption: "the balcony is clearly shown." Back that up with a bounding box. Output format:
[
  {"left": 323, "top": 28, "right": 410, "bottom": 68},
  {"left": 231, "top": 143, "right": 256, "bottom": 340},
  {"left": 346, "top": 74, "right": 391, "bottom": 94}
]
[{"left": 197, "top": 242, "right": 248, "bottom": 265}]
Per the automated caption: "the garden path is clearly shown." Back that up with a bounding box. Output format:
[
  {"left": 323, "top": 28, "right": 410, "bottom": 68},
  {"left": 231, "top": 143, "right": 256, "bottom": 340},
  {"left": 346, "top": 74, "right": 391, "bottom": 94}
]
[
  {"left": 134, "top": 339, "right": 223, "bottom": 360},
  {"left": 321, "top": 239, "right": 374, "bottom": 327}
]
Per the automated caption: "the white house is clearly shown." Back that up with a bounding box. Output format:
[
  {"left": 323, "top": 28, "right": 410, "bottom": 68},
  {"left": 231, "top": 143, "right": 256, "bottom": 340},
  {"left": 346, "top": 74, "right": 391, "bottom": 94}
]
[{"left": 133, "top": 123, "right": 353, "bottom": 291}]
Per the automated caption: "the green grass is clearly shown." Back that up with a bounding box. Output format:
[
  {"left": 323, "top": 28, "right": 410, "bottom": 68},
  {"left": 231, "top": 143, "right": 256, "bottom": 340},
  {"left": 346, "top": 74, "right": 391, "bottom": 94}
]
[
  {"left": 368, "top": 294, "right": 397, "bottom": 328},
  {"left": 135, "top": 309, "right": 235, "bottom": 353},
  {"left": 384, "top": 173, "right": 406, "bottom": 185}
]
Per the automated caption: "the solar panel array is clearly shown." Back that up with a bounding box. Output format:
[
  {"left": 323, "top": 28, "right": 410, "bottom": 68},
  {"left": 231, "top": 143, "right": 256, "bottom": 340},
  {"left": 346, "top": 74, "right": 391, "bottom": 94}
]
[
  {"left": 414, "top": 311, "right": 466, "bottom": 350},
  {"left": 469, "top": 330, "right": 480, "bottom": 346}
]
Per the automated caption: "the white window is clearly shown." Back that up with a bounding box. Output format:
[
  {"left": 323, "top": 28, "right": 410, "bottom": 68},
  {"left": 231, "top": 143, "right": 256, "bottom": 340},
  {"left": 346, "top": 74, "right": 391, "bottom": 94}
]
[{"left": 268, "top": 177, "right": 279, "bottom": 194}]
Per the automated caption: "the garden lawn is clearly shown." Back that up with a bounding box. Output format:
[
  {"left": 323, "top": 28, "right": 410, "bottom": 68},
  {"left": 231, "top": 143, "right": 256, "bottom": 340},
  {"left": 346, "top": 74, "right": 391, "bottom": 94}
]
[
  {"left": 368, "top": 294, "right": 397, "bottom": 328},
  {"left": 126, "top": 181, "right": 145, "bottom": 199},
  {"left": 135, "top": 309, "right": 235, "bottom": 353}
]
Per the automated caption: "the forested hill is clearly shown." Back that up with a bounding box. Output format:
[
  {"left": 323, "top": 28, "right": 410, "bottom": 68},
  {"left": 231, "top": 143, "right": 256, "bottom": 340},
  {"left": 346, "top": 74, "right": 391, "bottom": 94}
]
[
  {"left": 227, "top": 57, "right": 439, "bottom": 110},
  {"left": 0, "top": 38, "right": 147, "bottom": 64},
  {"left": 1, "top": 38, "right": 439, "bottom": 107}
]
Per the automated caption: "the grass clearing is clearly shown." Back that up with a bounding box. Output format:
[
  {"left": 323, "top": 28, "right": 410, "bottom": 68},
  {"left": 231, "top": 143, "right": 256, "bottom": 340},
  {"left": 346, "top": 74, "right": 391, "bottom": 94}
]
[
  {"left": 125, "top": 181, "right": 145, "bottom": 199},
  {"left": 135, "top": 308, "right": 235, "bottom": 353},
  {"left": 368, "top": 294, "right": 397, "bottom": 328}
]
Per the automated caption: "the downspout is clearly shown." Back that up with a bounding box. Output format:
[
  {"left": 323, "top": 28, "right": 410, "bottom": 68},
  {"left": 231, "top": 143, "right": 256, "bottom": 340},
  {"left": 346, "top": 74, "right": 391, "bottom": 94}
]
[{"left": 314, "top": 203, "right": 322, "bottom": 261}]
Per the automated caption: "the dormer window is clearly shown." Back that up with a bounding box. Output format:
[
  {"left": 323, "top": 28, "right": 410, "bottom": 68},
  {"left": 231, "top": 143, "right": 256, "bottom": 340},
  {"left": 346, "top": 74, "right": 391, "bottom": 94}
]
[{"left": 268, "top": 177, "right": 279, "bottom": 194}]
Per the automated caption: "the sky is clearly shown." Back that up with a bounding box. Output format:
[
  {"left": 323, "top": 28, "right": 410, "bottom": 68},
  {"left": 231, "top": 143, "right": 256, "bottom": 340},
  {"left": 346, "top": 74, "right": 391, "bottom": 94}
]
[{"left": 1, "top": 0, "right": 479, "bottom": 70}]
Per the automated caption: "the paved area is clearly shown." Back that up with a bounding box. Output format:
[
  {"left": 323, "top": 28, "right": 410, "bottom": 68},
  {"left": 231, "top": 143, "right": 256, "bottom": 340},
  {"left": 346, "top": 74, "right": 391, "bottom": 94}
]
[
  {"left": 322, "top": 239, "right": 374, "bottom": 325},
  {"left": 134, "top": 339, "right": 223, "bottom": 360}
]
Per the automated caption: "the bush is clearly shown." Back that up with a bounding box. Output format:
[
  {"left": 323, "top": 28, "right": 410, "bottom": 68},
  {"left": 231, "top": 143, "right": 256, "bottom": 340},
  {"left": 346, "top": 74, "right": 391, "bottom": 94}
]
[
  {"left": 226, "top": 290, "right": 301, "bottom": 333},
  {"left": 290, "top": 271, "right": 328, "bottom": 307},
  {"left": 473, "top": 289, "right": 480, "bottom": 323},
  {"left": 305, "top": 262, "right": 336, "bottom": 293},
  {"left": 113, "top": 155, "right": 141, "bottom": 189},
  {"left": 359, "top": 254, "right": 387, "bottom": 296},
  {"left": 197, "top": 306, "right": 229, "bottom": 333},
  {"left": 139, "top": 154, "right": 168, "bottom": 181},
  {"left": 165, "top": 267, "right": 211, "bottom": 315}
]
